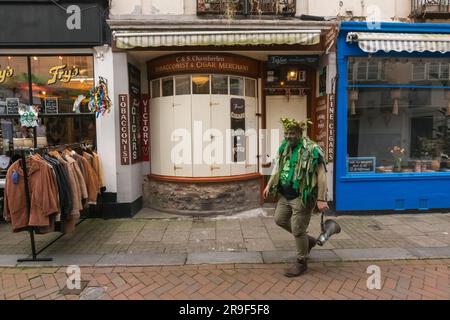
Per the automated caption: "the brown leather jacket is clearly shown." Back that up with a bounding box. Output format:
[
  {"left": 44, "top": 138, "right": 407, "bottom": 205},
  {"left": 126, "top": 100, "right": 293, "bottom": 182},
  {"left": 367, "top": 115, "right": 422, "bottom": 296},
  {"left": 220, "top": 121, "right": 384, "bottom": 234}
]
[{"left": 3, "top": 158, "right": 59, "bottom": 232}]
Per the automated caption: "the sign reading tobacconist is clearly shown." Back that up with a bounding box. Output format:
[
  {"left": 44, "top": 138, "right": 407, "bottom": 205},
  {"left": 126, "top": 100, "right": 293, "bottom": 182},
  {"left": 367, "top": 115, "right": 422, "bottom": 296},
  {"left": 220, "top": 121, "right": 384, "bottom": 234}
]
[{"left": 147, "top": 53, "right": 260, "bottom": 79}]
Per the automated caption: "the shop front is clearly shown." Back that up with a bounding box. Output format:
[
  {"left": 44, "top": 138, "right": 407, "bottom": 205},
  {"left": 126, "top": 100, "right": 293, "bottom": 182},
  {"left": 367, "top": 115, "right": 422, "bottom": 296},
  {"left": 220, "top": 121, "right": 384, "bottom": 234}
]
[
  {"left": 336, "top": 22, "right": 450, "bottom": 212},
  {"left": 0, "top": 1, "right": 118, "bottom": 217},
  {"left": 110, "top": 25, "right": 335, "bottom": 215}
]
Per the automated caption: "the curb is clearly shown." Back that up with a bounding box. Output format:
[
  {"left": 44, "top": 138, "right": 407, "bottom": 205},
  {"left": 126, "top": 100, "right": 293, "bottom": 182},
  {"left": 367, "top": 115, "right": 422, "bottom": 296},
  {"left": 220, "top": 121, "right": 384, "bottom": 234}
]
[{"left": 1, "top": 246, "right": 449, "bottom": 267}]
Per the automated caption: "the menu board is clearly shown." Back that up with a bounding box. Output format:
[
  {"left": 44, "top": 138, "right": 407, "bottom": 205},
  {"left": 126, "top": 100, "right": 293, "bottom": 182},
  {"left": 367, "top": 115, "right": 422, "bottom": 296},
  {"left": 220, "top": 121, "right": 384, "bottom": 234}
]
[
  {"left": 348, "top": 157, "right": 376, "bottom": 173},
  {"left": 44, "top": 97, "right": 58, "bottom": 114},
  {"left": 230, "top": 98, "right": 246, "bottom": 163},
  {"left": 6, "top": 97, "right": 19, "bottom": 114}
]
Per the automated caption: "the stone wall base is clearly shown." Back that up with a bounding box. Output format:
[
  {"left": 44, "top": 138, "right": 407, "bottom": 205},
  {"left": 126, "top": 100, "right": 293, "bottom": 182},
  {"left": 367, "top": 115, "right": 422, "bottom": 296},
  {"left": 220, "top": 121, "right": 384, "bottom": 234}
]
[{"left": 143, "top": 177, "right": 262, "bottom": 216}]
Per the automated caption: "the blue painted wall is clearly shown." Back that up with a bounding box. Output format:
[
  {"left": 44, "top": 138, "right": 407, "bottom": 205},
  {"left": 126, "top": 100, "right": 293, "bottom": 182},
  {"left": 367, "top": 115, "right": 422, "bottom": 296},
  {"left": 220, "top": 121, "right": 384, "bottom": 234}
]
[{"left": 336, "top": 22, "right": 450, "bottom": 212}]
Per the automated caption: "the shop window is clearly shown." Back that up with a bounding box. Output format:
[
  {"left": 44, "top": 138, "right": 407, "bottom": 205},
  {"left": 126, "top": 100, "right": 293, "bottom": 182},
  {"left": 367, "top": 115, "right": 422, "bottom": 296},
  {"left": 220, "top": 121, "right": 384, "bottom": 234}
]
[
  {"left": 230, "top": 77, "right": 244, "bottom": 96},
  {"left": 175, "top": 76, "right": 191, "bottom": 95},
  {"left": 162, "top": 77, "right": 174, "bottom": 97},
  {"left": 211, "top": 75, "right": 228, "bottom": 95},
  {"left": 245, "top": 78, "right": 256, "bottom": 97},
  {"left": 0, "top": 56, "right": 30, "bottom": 114},
  {"left": 151, "top": 79, "right": 161, "bottom": 98},
  {"left": 192, "top": 75, "right": 210, "bottom": 94},
  {"left": 351, "top": 57, "right": 450, "bottom": 86},
  {"left": 347, "top": 88, "right": 450, "bottom": 174},
  {"left": 30, "top": 56, "right": 94, "bottom": 114}
]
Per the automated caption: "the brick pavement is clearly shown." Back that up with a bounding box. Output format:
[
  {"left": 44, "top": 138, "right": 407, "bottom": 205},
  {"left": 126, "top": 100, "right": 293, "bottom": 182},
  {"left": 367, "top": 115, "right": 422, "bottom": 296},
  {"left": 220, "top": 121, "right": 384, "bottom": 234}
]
[{"left": 0, "top": 260, "right": 448, "bottom": 300}]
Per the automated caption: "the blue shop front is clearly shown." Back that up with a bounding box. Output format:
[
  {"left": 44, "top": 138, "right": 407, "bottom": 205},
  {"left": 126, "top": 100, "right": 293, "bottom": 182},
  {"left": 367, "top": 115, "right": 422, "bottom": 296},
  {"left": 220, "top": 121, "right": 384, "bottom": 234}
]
[{"left": 336, "top": 22, "right": 450, "bottom": 212}]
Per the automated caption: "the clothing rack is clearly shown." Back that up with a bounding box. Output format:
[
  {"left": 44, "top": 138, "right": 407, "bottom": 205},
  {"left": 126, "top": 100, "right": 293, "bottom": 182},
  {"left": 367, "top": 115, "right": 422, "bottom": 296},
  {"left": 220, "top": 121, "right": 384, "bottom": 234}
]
[{"left": 16, "top": 142, "right": 91, "bottom": 263}]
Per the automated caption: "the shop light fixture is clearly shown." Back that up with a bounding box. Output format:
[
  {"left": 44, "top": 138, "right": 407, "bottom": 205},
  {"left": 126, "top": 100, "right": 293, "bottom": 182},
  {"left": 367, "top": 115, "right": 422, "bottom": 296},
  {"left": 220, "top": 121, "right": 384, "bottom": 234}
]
[
  {"left": 7, "top": 56, "right": 11, "bottom": 60},
  {"left": 58, "top": 56, "right": 63, "bottom": 60},
  {"left": 33, "top": 56, "right": 38, "bottom": 61},
  {"left": 42, "top": 91, "right": 46, "bottom": 95},
  {"left": 192, "top": 76, "right": 209, "bottom": 86}
]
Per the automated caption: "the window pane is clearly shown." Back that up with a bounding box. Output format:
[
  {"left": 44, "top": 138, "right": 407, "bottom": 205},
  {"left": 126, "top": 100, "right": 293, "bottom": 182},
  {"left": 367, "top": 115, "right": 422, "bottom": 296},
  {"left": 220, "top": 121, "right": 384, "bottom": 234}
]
[
  {"left": 175, "top": 76, "right": 190, "bottom": 95},
  {"left": 245, "top": 78, "right": 256, "bottom": 97},
  {"left": 0, "top": 56, "right": 30, "bottom": 115},
  {"left": 151, "top": 79, "right": 160, "bottom": 98},
  {"left": 31, "top": 56, "right": 94, "bottom": 114},
  {"left": 347, "top": 88, "right": 450, "bottom": 174},
  {"left": 192, "top": 75, "right": 210, "bottom": 94},
  {"left": 162, "top": 77, "right": 173, "bottom": 97},
  {"left": 349, "top": 57, "right": 450, "bottom": 86},
  {"left": 211, "top": 75, "right": 228, "bottom": 95},
  {"left": 230, "top": 77, "right": 244, "bottom": 96},
  {"left": 43, "top": 115, "right": 96, "bottom": 145}
]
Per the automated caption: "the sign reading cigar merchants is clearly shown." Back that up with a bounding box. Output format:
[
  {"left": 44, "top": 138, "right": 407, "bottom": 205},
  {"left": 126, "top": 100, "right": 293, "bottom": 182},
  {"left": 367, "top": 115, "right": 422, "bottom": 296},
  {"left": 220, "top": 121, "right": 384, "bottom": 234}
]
[
  {"left": 119, "top": 94, "right": 130, "bottom": 165},
  {"left": 147, "top": 53, "right": 260, "bottom": 80}
]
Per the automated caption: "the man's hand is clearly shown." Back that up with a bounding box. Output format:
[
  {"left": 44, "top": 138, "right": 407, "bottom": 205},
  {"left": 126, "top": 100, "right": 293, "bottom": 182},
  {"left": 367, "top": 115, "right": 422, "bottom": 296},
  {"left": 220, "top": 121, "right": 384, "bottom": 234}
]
[
  {"left": 263, "top": 186, "right": 270, "bottom": 200},
  {"left": 316, "top": 201, "right": 329, "bottom": 212}
]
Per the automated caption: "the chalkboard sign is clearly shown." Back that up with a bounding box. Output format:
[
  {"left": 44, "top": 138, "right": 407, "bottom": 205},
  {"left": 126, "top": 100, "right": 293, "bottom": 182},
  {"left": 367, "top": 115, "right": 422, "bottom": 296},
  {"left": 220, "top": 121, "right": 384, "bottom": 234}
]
[
  {"left": 6, "top": 98, "right": 19, "bottom": 114},
  {"left": 44, "top": 97, "right": 58, "bottom": 114},
  {"left": 231, "top": 98, "right": 246, "bottom": 163},
  {"left": 348, "top": 157, "right": 376, "bottom": 173}
]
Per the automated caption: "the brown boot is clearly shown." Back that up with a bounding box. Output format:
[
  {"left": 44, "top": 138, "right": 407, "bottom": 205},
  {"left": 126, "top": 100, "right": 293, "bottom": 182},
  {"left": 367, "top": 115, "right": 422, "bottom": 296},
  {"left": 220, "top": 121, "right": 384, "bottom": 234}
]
[{"left": 284, "top": 258, "right": 308, "bottom": 278}]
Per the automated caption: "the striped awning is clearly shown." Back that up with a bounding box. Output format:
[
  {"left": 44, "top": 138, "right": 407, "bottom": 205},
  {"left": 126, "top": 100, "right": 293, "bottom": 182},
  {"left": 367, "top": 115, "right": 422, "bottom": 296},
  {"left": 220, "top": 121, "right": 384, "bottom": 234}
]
[
  {"left": 113, "top": 30, "right": 321, "bottom": 49},
  {"left": 347, "top": 32, "right": 450, "bottom": 54}
]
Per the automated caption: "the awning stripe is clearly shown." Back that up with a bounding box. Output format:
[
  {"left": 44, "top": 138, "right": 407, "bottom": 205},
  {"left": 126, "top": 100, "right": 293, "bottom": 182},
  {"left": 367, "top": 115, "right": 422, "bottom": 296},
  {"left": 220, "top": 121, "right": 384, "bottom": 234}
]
[
  {"left": 347, "top": 32, "right": 450, "bottom": 54},
  {"left": 113, "top": 30, "right": 321, "bottom": 49}
]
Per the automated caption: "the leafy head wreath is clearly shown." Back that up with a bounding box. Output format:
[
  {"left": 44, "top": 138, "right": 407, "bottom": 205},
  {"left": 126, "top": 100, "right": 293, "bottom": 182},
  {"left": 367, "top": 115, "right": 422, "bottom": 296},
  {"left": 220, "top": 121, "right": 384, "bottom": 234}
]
[{"left": 280, "top": 118, "right": 313, "bottom": 135}]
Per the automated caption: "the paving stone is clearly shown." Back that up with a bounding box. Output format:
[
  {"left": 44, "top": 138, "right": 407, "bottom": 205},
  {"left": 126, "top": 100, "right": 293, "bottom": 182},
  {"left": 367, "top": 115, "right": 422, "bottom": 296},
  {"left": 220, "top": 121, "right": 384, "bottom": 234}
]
[
  {"left": 407, "top": 246, "right": 450, "bottom": 259},
  {"left": 262, "top": 250, "right": 341, "bottom": 263},
  {"left": 385, "top": 225, "right": 426, "bottom": 236},
  {"left": 0, "top": 255, "right": 23, "bottom": 267},
  {"left": 161, "top": 231, "right": 189, "bottom": 243},
  {"left": 135, "top": 230, "right": 165, "bottom": 242},
  {"left": 334, "top": 248, "right": 416, "bottom": 261},
  {"left": 104, "top": 232, "right": 138, "bottom": 245},
  {"left": 115, "top": 222, "right": 146, "bottom": 232},
  {"left": 96, "top": 254, "right": 186, "bottom": 266},
  {"left": 216, "top": 230, "right": 243, "bottom": 243},
  {"left": 166, "top": 220, "right": 193, "bottom": 232},
  {"left": 245, "top": 238, "right": 276, "bottom": 251},
  {"left": 17, "top": 255, "right": 102, "bottom": 267},
  {"left": 405, "top": 236, "right": 448, "bottom": 248},
  {"left": 186, "top": 252, "right": 262, "bottom": 265},
  {"left": 215, "top": 219, "right": 241, "bottom": 230},
  {"left": 242, "top": 227, "right": 269, "bottom": 239},
  {"left": 189, "top": 229, "right": 216, "bottom": 241}
]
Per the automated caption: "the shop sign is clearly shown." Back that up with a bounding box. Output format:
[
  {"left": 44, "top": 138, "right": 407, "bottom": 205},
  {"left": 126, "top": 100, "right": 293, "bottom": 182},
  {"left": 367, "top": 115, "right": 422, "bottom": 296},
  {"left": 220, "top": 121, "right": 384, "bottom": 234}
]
[
  {"left": 6, "top": 97, "right": 19, "bottom": 114},
  {"left": 267, "top": 55, "right": 319, "bottom": 69},
  {"left": 0, "top": 3, "right": 104, "bottom": 47},
  {"left": 231, "top": 98, "right": 246, "bottom": 163},
  {"left": 314, "top": 94, "right": 335, "bottom": 163},
  {"left": 128, "top": 64, "right": 141, "bottom": 164},
  {"left": 44, "top": 97, "right": 58, "bottom": 114},
  {"left": 0, "top": 66, "right": 14, "bottom": 84},
  {"left": 130, "top": 96, "right": 140, "bottom": 164},
  {"left": 140, "top": 94, "right": 150, "bottom": 162},
  {"left": 148, "top": 53, "right": 260, "bottom": 79},
  {"left": 315, "top": 96, "right": 328, "bottom": 156},
  {"left": 348, "top": 157, "right": 376, "bottom": 173},
  {"left": 48, "top": 65, "right": 80, "bottom": 85},
  {"left": 328, "top": 94, "right": 336, "bottom": 162},
  {"left": 119, "top": 94, "right": 130, "bottom": 165}
]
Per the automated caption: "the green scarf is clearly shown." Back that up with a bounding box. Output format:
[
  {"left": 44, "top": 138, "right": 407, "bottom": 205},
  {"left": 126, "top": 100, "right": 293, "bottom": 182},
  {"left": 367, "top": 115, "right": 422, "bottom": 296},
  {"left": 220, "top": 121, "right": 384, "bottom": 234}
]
[{"left": 271, "top": 137, "right": 325, "bottom": 207}]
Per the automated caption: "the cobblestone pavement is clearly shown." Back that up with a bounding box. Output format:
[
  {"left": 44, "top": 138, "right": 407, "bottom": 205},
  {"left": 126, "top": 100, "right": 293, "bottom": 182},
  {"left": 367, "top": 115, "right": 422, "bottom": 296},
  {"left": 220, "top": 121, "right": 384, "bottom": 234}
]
[
  {"left": 0, "top": 209, "right": 449, "bottom": 259},
  {"left": 0, "top": 260, "right": 448, "bottom": 300}
]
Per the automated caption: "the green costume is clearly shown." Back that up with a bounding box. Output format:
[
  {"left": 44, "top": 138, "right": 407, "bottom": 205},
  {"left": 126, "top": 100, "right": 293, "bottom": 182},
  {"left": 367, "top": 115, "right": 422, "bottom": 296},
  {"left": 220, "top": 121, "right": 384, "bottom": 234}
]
[
  {"left": 270, "top": 137, "right": 326, "bottom": 207},
  {"left": 271, "top": 118, "right": 328, "bottom": 261}
]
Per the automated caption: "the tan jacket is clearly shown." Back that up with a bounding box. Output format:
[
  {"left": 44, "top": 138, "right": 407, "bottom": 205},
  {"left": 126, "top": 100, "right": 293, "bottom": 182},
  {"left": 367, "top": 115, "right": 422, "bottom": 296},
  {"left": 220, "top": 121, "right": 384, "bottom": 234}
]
[
  {"left": 3, "top": 158, "right": 59, "bottom": 232},
  {"left": 92, "top": 151, "right": 105, "bottom": 189},
  {"left": 73, "top": 153, "right": 99, "bottom": 204}
]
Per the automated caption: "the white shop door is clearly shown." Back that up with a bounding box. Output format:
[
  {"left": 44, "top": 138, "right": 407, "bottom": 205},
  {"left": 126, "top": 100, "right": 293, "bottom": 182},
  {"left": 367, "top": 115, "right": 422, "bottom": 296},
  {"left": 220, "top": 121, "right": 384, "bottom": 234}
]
[{"left": 173, "top": 76, "right": 193, "bottom": 177}]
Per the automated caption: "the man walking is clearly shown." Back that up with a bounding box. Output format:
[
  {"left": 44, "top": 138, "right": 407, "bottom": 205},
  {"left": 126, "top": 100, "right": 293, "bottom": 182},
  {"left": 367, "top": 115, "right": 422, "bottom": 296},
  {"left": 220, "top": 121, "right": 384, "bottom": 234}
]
[{"left": 263, "top": 118, "right": 329, "bottom": 277}]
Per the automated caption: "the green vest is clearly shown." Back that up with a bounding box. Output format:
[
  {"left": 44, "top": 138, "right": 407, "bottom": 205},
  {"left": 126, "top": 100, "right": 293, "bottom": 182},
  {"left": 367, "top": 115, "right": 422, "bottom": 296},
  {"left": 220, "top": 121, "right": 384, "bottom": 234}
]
[{"left": 270, "top": 137, "right": 326, "bottom": 207}]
